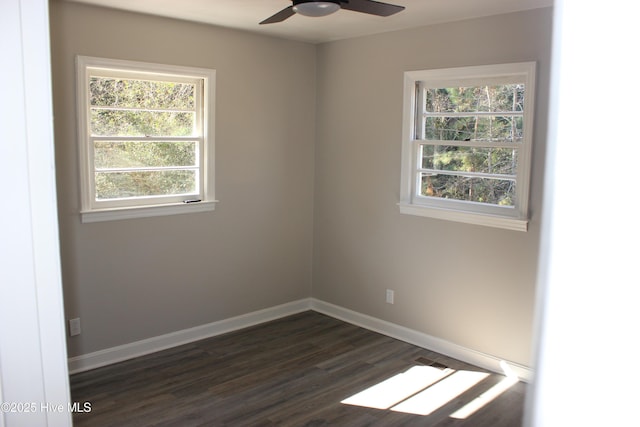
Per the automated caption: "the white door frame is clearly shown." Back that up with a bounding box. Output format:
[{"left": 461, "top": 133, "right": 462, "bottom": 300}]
[{"left": 0, "top": 0, "right": 72, "bottom": 426}]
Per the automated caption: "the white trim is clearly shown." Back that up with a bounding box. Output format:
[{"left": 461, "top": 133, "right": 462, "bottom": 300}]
[
  {"left": 68, "top": 299, "right": 312, "bottom": 374},
  {"left": 311, "top": 299, "right": 534, "bottom": 382},
  {"left": 81, "top": 200, "right": 218, "bottom": 223},
  {"left": 69, "top": 298, "right": 533, "bottom": 383},
  {"left": 398, "top": 203, "right": 528, "bottom": 231},
  {"left": 405, "top": 63, "right": 532, "bottom": 88},
  {"left": 1, "top": 0, "right": 72, "bottom": 425}
]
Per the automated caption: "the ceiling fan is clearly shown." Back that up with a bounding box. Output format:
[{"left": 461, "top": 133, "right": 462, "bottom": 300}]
[{"left": 260, "top": 0, "right": 405, "bottom": 25}]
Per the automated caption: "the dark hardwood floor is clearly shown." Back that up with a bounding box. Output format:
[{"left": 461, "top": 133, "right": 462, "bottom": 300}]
[{"left": 70, "top": 311, "right": 527, "bottom": 426}]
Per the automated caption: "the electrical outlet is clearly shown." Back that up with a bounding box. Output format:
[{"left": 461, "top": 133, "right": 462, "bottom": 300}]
[
  {"left": 69, "top": 318, "right": 81, "bottom": 336},
  {"left": 386, "top": 289, "right": 395, "bottom": 304}
]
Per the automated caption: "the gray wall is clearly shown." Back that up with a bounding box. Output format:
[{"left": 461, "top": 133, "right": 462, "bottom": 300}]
[
  {"left": 50, "top": 2, "right": 552, "bottom": 367},
  {"left": 312, "top": 8, "right": 553, "bottom": 367},
  {"left": 50, "top": 1, "right": 316, "bottom": 357}
]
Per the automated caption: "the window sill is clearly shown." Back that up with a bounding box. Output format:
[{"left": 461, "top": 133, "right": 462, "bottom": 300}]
[
  {"left": 398, "top": 203, "right": 528, "bottom": 232},
  {"left": 81, "top": 200, "right": 218, "bottom": 223}
]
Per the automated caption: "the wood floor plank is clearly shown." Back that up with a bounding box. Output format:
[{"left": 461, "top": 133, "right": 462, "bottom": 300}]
[{"left": 70, "top": 311, "right": 526, "bottom": 426}]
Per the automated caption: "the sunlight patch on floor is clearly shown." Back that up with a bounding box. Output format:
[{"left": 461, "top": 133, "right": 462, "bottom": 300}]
[
  {"left": 390, "top": 370, "right": 489, "bottom": 415},
  {"left": 341, "top": 361, "right": 520, "bottom": 418},
  {"left": 341, "top": 365, "right": 455, "bottom": 410},
  {"left": 449, "top": 375, "right": 519, "bottom": 419}
]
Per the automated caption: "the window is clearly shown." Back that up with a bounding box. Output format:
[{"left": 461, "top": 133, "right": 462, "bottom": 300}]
[
  {"left": 399, "top": 62, "right": 536, "bottom": 231},
  {"left": 76, "top": 56, "right": 216, "bottom": 222}
]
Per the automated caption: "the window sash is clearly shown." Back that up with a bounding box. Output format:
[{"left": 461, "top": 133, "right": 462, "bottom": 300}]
[
  {"left": 418, "top": 170, "right": 517, "bottom": 181},
  {"left": 413, "top": 76, "right": 526, "bottom": 209},
  {"left": 88, "top": 136, "right": 205, "bottom": 208},
  {"left": 90, "top": 106, "right": 197, "bottom": 114},
  {"left": 413, "top": 139, "right": 519, "bottom": 148},
  {"left": 86, "top": 67, "right": 203, "bottom": 208}
]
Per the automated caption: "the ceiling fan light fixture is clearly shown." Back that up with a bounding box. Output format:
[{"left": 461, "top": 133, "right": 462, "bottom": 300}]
[{"left": 293, "top": 1, "right": 341, "bottom": 17}]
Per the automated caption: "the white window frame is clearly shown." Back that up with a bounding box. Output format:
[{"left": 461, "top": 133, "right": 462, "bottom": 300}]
[
  {"left": 76, "top": 56, "right": 217, "bottom": 223},
  {"left": 399, "top": 62, "right": 536, "bottom": 231}
]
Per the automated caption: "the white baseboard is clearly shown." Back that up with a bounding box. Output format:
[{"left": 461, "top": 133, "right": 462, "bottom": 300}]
[
  {"left": 310, "top": 299, "right": 534, "bottom": 382},
  {"left": 67, "top": 299, "right": 313, "bottom": 374},
  {"left": 68, "top": 297, "right": 533, "bottom": 382}
]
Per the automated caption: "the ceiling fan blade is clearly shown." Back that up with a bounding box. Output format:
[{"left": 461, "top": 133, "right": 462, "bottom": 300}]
[
  {"left": 260, "top": 6, "right": 295, "bottom": 24},
  {"left": 340, "top": 0, "right": 405, "bottom": 16}
]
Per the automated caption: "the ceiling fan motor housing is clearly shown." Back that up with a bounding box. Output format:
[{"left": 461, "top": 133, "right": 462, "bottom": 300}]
[{"left": 293, "top": 0, "right": 341, "bottom": 17}]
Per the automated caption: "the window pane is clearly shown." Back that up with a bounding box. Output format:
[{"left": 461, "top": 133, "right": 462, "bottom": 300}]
[
  {"left": 424, "top": 115, "right": 523, "bottom": 142},
  {"left": 421, "top": 145, "right": 518, "bottom": 175},
  {"left": 91, "top": 110, "right": 195, "bottom": 136},
  {"left": 95, "top": 170, "right": 196, "bottom": 200},
  {"left": 425, "top": 85, "right": 524, "bottom": 113},
  {"left": 420, "top": 173, "right": 515, "bottom": 206},
  {"left": 90, "top": 77, "right": 195, "bottom": 110},
  {"left": 95, "top": 141, "right": 197, "bottom": 169}
]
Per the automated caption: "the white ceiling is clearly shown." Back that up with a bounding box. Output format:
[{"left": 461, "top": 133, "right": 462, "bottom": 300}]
[{"left": 61, "top": 0, "right": 554, "bottom": 44}]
